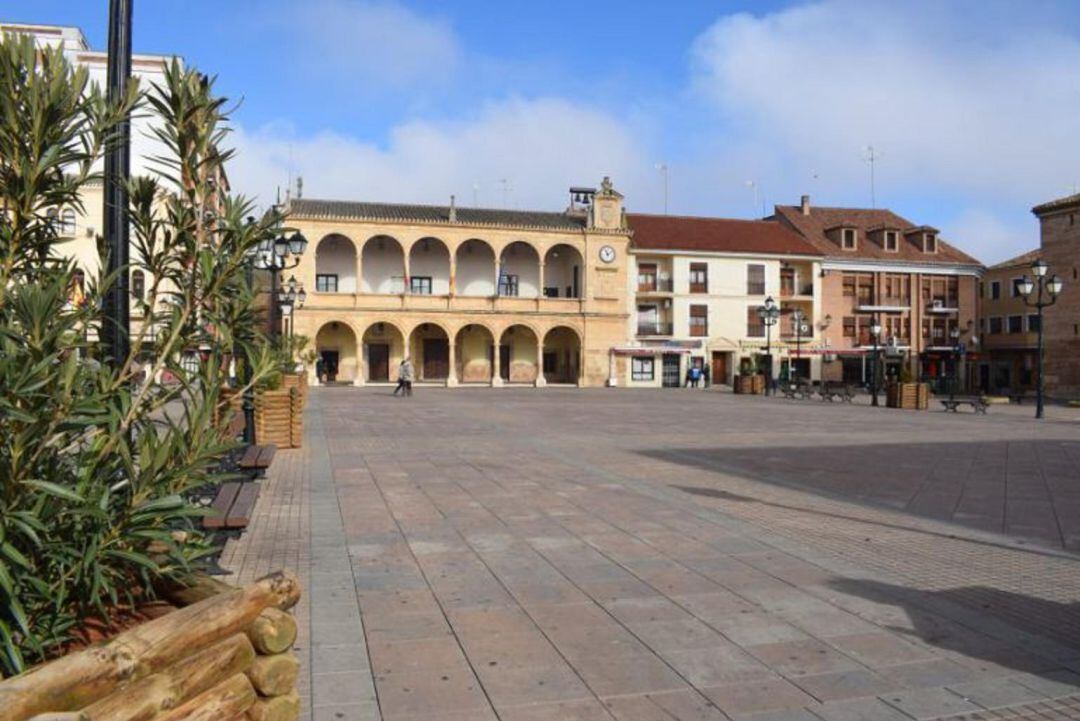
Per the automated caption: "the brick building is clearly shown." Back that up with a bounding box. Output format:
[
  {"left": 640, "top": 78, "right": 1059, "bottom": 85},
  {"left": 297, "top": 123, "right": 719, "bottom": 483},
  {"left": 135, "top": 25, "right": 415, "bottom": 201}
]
[
  {"left": 976, "top": 249, "right": 1041, "bottom": 394},
  {"left": 773, "top": 196, "right": 982, "bottom": 389},
  {"left": 1032, "top": 193, "right": 1080, "bottom": 398}
]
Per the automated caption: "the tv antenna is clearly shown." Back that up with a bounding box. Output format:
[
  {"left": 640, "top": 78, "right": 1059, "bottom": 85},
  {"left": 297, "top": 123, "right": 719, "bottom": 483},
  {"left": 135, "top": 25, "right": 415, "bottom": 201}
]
[
  {"left": 745, "top": 180, "right": 765, "bottom": 218},
  {"left": 499, "top": 178, "right": 512, "bottom": 209},
  {"left": 862, "top": 145, "right": 882, "bottom": 208}
]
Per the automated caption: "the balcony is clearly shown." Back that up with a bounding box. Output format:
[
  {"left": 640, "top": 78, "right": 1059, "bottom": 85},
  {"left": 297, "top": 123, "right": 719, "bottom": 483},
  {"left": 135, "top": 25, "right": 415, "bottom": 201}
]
[
  {"left": 637, "top": 322, "right": 674, "bottom": 337},
  {"left": 779, "top": 283, "right": 814, "bottom": 298},
  {"left": 637, "top": 278, "right": 673, "bottom": 294}
]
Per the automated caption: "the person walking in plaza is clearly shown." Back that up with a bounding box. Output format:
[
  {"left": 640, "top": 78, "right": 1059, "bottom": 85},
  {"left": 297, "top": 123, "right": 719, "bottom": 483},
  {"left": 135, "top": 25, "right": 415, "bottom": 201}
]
[
  {"left": 702, "top": 362, "right": 711, "bottom": 388},
  {"left": 393, "top": 357, "right": 414, "bottom": 397}
]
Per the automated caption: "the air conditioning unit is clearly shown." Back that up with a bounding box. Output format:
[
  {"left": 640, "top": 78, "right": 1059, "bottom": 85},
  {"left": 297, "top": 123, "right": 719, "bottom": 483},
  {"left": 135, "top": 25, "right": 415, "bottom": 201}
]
[
  {"left": 822, "top": 353, "right": 837, "bottom": 363},
  {"left": 932, "top": 299, "right": 944, "bottom": 309}
]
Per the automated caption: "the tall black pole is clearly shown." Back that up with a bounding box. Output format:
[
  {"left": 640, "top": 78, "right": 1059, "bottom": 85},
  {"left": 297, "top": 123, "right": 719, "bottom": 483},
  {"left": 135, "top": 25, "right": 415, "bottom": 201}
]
[
  {"left": 102, "top": 0, "right": 133, "bottom": 368},
  {"left": 870, "top": 315, "right": 880, "bottom": 407},
  {"left": 764, "top": 320, "right": 772, "bottom": 396},
  {"left": 268, "top": 268, "right": 279, "bottom": 342},
  {"left": 1036, "top": 292, "right": 1045, "bottom": 420}
]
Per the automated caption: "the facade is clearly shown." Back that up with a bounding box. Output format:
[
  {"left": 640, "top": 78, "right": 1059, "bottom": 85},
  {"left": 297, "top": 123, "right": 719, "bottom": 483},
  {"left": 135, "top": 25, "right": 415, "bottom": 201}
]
[
  {"left": 975, "top": 250, "right": 1041, "bottom": 394},
  {"left": 621, "top": 214, "right": 823, "bottom": 388},
  {"left": 286, "top": 179, "right": 632, "bottom": 387},
  {"left": 773, "top": 196, "right": 982, "bottom": 390},
  {"left": 1032, "top": 193, "right": 1080, "bottom": 398}
]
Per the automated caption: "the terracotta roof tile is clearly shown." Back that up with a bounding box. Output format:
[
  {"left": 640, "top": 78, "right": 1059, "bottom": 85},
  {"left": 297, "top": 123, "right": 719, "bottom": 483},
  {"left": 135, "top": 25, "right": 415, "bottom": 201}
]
[
  {"left": 1032, "top": 193, "right": 1080, "bottom": 215},
  {"left": 288, "top": 198, "right": 586, "bottom": 231},
  {"left": 627, "top": 214, "right": 821, "bottom": 256},
  {"left": 773, "top": 205, "right": 982, "bottom": 266},
  {"left": 988, "top": 248, "right": 1040, "bottom": 270}
]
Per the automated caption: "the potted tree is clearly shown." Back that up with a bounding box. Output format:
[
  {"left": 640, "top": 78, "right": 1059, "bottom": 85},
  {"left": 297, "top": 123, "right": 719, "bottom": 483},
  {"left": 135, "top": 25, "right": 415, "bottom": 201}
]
[
  {"left": 735, "top": 357, "right": 765, "bottom": 394},
  {"left": 886, "top": 363, "right": 929, "bottom": 409}
]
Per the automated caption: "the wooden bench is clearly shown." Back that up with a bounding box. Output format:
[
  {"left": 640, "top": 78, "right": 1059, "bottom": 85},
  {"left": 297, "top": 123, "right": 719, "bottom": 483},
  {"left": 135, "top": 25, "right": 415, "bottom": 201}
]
[
  {"left": 821, "top": 382, "right": 855, "bottom": 403},
  {"left": 940, "top": 396, "right": 989, "bottom": 414},
  {"left": 238, "top": 444, "right": 276, "bottom": 478},
  {"left": 1010, "top": 391, "right": 1033, "bottom": 405},
  {"left": 202, "top": 481, "right": 261, "bottom": 532}
]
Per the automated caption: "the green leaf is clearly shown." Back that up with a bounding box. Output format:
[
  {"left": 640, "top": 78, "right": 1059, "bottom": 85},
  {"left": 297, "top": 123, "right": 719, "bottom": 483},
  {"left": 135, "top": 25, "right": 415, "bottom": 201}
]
[{"left": 21, "top": 479, "right": 84, "bottom": 503}]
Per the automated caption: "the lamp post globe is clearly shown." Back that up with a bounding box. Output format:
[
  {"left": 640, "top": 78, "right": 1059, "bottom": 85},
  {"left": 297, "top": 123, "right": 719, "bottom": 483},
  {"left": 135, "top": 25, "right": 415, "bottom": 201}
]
[{"left": 1021, "top": 261, "right": 1063, "bottom": 419}]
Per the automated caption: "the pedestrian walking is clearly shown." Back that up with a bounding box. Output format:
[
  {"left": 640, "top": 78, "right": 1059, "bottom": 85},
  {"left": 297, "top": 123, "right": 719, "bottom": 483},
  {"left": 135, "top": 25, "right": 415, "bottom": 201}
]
[
  {"left": 394, "top": 357, "right": 414, "bottom": 397},
  {"left": 690, "top": 365, "right": 701, "bottom": 388},
  {"left": 684, "top": 365, "right": 693, "bottom": 388},
  {"left": 702, "top": 363, "right": 711, "bottom": 388}
]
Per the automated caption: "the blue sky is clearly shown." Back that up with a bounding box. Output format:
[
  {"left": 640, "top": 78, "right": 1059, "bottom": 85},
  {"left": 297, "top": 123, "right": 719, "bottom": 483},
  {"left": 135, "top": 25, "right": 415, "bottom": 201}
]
[{"left": 6, "top": 0, "right": 1080, "bottom": 263}]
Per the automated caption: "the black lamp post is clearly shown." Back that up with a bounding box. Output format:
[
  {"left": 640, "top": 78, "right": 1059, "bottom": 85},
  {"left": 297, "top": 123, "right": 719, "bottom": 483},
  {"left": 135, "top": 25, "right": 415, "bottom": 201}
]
[
  {"left": 1019, "top": 259, "right": 1063, "bottom": 419},
  {"left": 948, "top": 326, "right": 961, "bottom": 403},
  {"left": 277, "top": 277, "right": 306, "bottom": 347},
  {"left": 757, "top": 296, "right": 780, "bottom": 395},
  {"left": 102, "top": 0, "right": 132, "bottom": 368},
  {"left": 791, "top": 307, "right": 807, "bottom": 384},
  {"left": 256, "top": 227, "right": 308, "bottom": 341},
  {"left": 869, "top": 316, "right": 882, "bottom": 407}
]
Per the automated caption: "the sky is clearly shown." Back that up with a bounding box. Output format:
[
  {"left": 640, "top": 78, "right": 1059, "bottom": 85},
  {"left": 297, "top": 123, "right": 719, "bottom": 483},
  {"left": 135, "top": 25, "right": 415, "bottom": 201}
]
[{"left": 6, "top": 0, "right": 1080, "bottom": 264}]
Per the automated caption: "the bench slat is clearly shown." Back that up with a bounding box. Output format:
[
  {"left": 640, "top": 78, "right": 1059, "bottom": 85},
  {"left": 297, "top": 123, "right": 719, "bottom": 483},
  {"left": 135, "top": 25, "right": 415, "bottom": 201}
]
[
  {"left": 203, "top": 482, "right": 242, "bottom": 529},
  {"left": 224, "top": 482, "right": 260, "bottom": 528}
]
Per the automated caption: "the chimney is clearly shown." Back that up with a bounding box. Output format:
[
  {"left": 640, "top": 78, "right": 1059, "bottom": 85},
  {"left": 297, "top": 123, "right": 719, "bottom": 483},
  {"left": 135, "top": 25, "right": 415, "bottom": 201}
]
[
  {"left": 448, "top": 194, "right": 457, "bottom": 223},
  {"left": 800, "top": 195, "right": 811, "bottom": 216}
]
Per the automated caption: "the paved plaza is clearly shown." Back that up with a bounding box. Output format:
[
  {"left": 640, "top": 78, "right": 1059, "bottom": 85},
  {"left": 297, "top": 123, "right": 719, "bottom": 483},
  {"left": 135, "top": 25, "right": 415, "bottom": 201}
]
[{"left": 223, "top": 387, "right": 1080, "bottom": 721}]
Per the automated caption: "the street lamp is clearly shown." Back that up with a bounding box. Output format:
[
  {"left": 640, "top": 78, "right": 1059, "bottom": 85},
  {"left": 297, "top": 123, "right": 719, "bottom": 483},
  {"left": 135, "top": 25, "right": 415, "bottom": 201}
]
[
  {"left": 949, "top": 326, "right": 961, "bottom": 403},
  {"left": 1019, "top": 259, "right": 1063, "bottom": 419},
  {"left": 757, "top": 296, "right": 780, "bottom": 395},
  {"left": 276, "top": 278, "right": 306, "bottom": 346},
  {"left": 869, "top": 317, "right": 882, "bottom": 407},
  {"left": 254, "top": 225, "right": 308, "bottom": 340},
  {"left": 791, "top": 307, "right": 807, "bottom": 384}
]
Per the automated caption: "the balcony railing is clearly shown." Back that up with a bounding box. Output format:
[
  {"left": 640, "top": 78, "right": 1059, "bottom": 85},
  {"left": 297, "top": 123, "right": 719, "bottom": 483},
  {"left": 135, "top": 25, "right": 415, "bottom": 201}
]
[
  {"left": 780, "top": 284, "right": 814, "bottom": 298},
  {"left": 857, "top": 332, "right": 911, "bottom": 346},
  {"left": 637, "top": 322, "right": 673, "bottom": 336},
  {"left": 637, "top": 278, "right": 673, "bottom": 293}
]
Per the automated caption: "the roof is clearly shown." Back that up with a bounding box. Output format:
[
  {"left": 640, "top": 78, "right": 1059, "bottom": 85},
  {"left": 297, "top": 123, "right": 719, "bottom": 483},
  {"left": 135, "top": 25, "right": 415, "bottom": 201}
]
[
  {"left": 988, "top": 248, "right": 1040, "bottom": 271},
  {"left": 287, "top": 198, "right": 586, "bottom": 231},
  {"left": 1032, "top": 193, "right": 1080, "bottom": 215},
  {"left": 627, "top": 214, "right": 821, "bottom": 256},
  {"left": 773, "top": 204, "right": 982, "bottom": 266}
]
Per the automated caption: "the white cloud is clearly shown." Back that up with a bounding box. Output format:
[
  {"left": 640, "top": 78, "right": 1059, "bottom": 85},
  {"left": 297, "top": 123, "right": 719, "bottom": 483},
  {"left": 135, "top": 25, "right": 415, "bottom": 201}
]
[
  {"left": 228, "top": 97, "right": 651, "bottom": 211},
  {"left": 689, "top": 0, "right": 1080, "bottom": 260},
  {"left": 285, "top": 1, "right": 463, "bottom": 91}
]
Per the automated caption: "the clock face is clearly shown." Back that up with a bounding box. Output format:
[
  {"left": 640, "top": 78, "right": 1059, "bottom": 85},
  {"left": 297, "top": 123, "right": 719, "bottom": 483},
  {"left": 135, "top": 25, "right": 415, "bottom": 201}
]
[{"left": 599, "top": 245, "right": 616, "bottom": 263}]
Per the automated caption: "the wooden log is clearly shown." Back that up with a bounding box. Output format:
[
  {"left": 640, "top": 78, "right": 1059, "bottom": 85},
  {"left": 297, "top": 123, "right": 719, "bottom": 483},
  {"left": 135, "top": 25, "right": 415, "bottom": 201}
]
[
  {"left": 245, "top": 691, "right": 299, "bottom": 721},
  {"left": 151, "top": 673, "right": 255, "bottom": 721},
  {"left": 244, "top": 654, "right": 298, "bottom": 697},
  {"left": 0, "top": 572, "right": 299, "bottom": 720},
  {"left": 81, "top": 634, "right": 255, "bottom": 721},
  {"left": 246, "top": 609, "right": 296, "bottom": 655},
  {"left": 28, "top": 714, "right": 89, "bottom": 721},
  {"left": 159, "top": 575, "right": 234, "bottom": 608}
]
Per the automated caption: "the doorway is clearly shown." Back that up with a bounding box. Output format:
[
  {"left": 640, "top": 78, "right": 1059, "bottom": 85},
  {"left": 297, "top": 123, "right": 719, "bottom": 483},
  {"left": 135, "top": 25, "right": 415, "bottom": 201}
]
[
  {"left": 320, "top": 350, "right": 340, "bottom": 383},
  {"left": 368, "top": 343, "right": 389, "bottom": 382},
  {"left": 711, "top": 352, "right": 728, "bottom": 385},
  {"left": 422, "top": 338, "right": 449, "bottom": 380},
  {"left": 499, "top": 344, "right": 511, "bottom": 381},
  {"left": 662, "top": 354, "right": 681, "bottom": 388}
]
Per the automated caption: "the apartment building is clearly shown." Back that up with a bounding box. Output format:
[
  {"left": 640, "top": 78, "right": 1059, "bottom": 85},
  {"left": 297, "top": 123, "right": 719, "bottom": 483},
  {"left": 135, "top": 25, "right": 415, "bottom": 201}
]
[
  {"left": 1032, "top": 193, "right": 1080, "bottom": 398},
  {"left": 975, "top": 250, "right": 1041, "bottom": 393},
  {"left": 286, "top": 179, "right": 632, "bottom": 387},
  {"left": 774, "top": 196, "right": 982, "bottom": 388},
  {"left": 621, "top": 214, "right": 823, "bottom": 387}
]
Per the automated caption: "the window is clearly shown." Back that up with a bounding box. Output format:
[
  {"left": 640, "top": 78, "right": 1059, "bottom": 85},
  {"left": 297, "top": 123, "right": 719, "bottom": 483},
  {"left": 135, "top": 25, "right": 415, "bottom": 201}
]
[
  {"left": 1027, "top": 314, "right": 1040, "bottom": 332},
  {"left": 131, "top": 270, "right": 145, "bottom": 301},
  {"left": 410, "top": 276, "right": 433, "bottom": 295},
  {"left": 857, "top": 275, "right": 874, "bottom": 304},
  {"left": 990, "top": 281, "right": 1001, "bottom": 300},
  {"left": 689, "top": 305, "right": 708, "bottom": 337},
  {"left": 747, "top": 306, "right": 765, "bottom": 337},
  {"left": 884, "top": 230, "right": 898, "bottom": 252},
  {"left": 843, "top": 316, "right": 856, "bottom": 338},
  {"left": 747, "top": 264, "right": 765, "bottom": 295},
  {"left": 631, "top": 356, "right": 655, "bottom": 381},
  {"left": 924, "top": 233, "right": 937, "bottom": 253},
  {"left": 689, "top": 263, "right": 708, "bottom": 293},
  {"left": 1011, "top": 278, "right": 1026, "bottom": 298},
  {"left": 1008, "top": 315, "right": 1023, "bottom": 333},
  {"left": 842, "top": 274, "right": 857, "bottom": 297},
  {"left": 989, "top": 316, "right": 1003, "bottom": 334},
  {"left": 498, "top": 274, "right": 519, "bottom": 296},
  {"left": 637, "top": 263, "right": 657, "bottom": 292},
  {"left": 780, "top": 267, "right": 796, "bottom": 296},
  {"left": 883, "top": 274, "right": 908, "bottom": 303},
  {"left": 842, "top": 228, "right": 857, "bottom": 250},
  {"left": 316, "top": 274, "right": 338, "bottom": 293},
  {"left": 70, "top": 269, "right": 86, "bottom": 306},
  {"left": 60, "top": 209, "right": 76, "bottom": 236},
  {"left": 979, "top": 281, "right": 985, "bottom": 298}
]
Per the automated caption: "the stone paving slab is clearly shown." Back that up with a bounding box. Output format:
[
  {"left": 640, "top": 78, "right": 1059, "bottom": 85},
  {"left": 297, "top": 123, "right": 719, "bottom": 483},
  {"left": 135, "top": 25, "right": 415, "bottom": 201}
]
[{"left": 223, "top": 387, "right": 1080, "bottom": 720}]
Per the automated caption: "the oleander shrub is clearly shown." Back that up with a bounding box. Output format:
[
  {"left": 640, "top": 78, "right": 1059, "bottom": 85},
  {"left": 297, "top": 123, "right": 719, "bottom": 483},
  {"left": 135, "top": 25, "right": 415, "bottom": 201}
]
[{"left": 0, "top": 36, "right": 278, "bottom": 676}]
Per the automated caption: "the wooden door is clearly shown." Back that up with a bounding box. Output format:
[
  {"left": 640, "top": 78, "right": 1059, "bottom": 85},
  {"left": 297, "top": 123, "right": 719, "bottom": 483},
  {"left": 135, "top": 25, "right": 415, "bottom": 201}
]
[
  {"left": 711, "top": 352, "right": 728, "bottom": 385},
  {"left": 320, "top": 351, "right": 339, "bottom": 382},
  {"left": 368, "top": 344, "right": 389, "bottom": 381},
  {"left": 423, "top": 338, "right": 449, "bottom": 379}
]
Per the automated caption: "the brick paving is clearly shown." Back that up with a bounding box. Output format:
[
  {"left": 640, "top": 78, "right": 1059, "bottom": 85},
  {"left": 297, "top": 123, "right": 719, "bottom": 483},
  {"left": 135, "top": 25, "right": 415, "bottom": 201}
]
[{"left": 222, "top": 387, "right": 1080, "bottom": 720}]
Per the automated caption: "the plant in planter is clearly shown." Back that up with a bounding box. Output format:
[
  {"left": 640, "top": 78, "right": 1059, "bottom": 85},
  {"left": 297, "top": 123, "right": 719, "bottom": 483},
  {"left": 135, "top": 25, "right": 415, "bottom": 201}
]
[
  {"left": 0, "top": 38, "right": 280, "bottom": 675},
  {"left": 886, "top": 363, "right": 929, "bottom": 409}
]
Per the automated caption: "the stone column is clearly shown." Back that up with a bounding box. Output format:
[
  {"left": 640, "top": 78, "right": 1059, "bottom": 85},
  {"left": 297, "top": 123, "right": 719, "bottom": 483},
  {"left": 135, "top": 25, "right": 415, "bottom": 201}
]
[
  {"left": 448, "top": 255, "right": 457, "bottom": 296},
  {"left": 355, "top": 251, "right": 363, "bottom": 294},
  {"left": 538, "top": 261, "right": 546, "bottom": 297},
  {"left": 535, "top": 334, "right": 546, "bottom": 387},
  {"left": 402, "top": 252, "right": 410, "bottom": 295},
  {"left": 447, "top": 339, "right": 458, "bottom": 387},
  {"left": 492, "top": 342, "right": 503, "bottom": 386}
]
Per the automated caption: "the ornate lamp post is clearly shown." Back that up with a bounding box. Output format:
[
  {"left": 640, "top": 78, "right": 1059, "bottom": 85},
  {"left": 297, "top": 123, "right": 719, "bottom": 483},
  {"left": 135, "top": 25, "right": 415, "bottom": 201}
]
[
  {"left": 277, "top": 276, "right": 306, "bottom": 345},
  {"left": 949, "top": 326, "right": 961, "bottom": 402},
  {"left": 791, "top": 307, "right": 807, "bottom": 384},
  {"left": 869, "top": 316, "right": 882, "bottom": 407},
  {"left": 255, "top": 227, "right": 308, "bottom": 341},
  {"left": 757, "top": 296, "right": 780, "bottom": 395},
  {"left": 1019, "top": 259, "right": 1063, "bottom": 419}
]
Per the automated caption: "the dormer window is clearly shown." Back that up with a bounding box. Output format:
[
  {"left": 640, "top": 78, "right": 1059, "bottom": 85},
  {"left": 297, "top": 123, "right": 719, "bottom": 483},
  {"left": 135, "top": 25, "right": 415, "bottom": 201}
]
[
  {"left": 842, "top": 228, "right": 857, "bottom": 250},
  {"left": 923, "top": 233, "right": 937, "bottom": 253},
  {"left": 884, "top": 230, "right": 898, "bottom": 252}
]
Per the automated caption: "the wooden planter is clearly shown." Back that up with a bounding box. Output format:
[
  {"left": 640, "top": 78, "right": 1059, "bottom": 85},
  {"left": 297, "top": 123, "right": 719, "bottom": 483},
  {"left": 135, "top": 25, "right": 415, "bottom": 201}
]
[
  {"left": 886, "top": 382, "right": 929, "bottom": 410},
  {"left": 0, "top": 571, "right": 302, "bottom": 721},
  {"left": 734, "top": 374, "right": 765, "bottom": 395},
  {"left": 218, "top": 375, "right": 307, "bottom": 449}
]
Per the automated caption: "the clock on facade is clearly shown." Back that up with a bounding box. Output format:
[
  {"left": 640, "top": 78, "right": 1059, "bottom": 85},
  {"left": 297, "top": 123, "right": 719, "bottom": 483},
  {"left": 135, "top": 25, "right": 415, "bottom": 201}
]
[{"left": 599, "top": 245, "right": 616, "bottom": 263}]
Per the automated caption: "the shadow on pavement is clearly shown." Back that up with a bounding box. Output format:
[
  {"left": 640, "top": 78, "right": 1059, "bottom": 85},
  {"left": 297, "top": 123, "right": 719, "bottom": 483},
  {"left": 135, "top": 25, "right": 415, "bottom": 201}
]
[{"left": 641, "top": 441, "right": 1080, "bottom": 551}]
